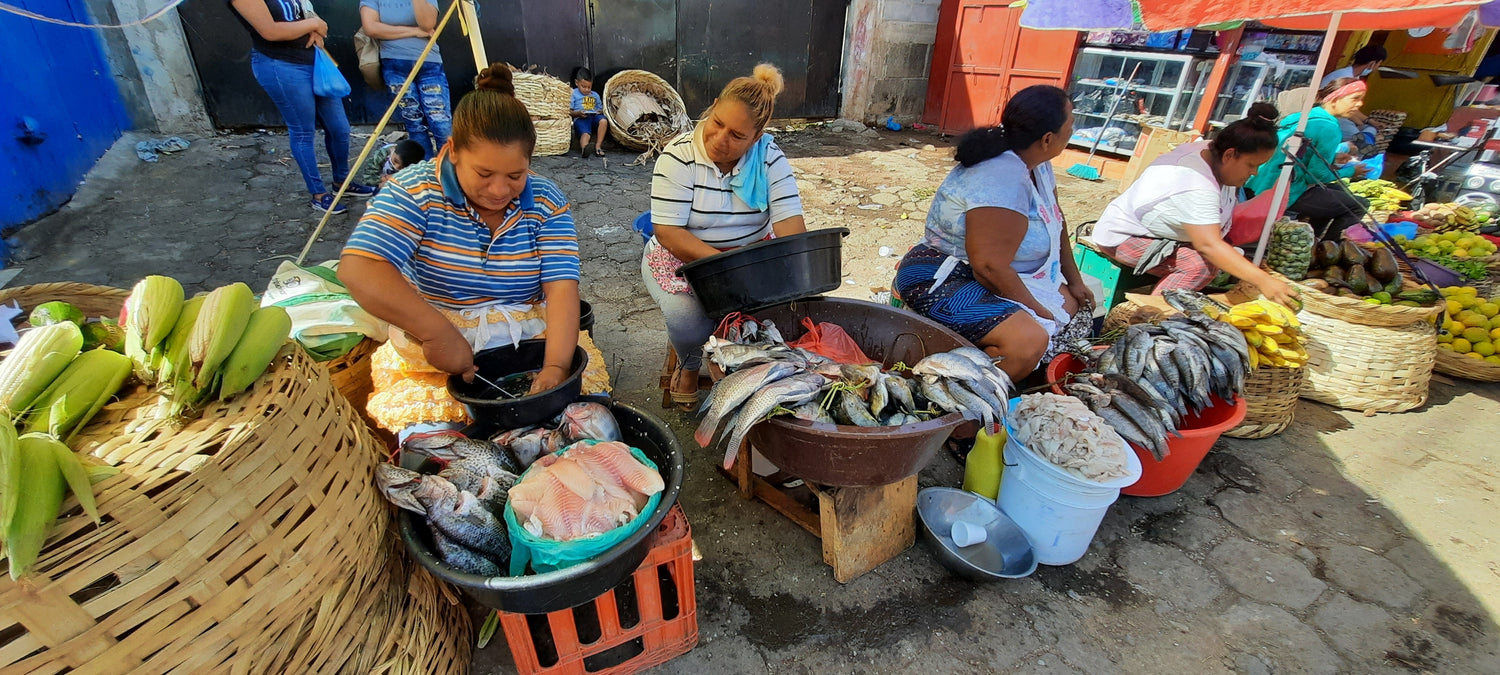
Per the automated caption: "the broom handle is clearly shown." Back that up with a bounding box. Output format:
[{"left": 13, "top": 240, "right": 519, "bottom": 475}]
[{"left": 1083, "top": 63, "right": 1141, "bottom": 162}]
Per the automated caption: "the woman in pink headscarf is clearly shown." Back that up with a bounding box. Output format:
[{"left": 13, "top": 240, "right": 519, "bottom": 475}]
[{"left": 1245, "top": 77, "right": 1371, "bottom": 240}]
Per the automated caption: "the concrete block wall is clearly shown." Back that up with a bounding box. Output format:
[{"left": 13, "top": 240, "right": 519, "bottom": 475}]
[
  {"left": 83, "top": 0, "right": 211, "bottom": 134},
  {"left": 841, "top": 0, "right": 941, "bottom": 124}
]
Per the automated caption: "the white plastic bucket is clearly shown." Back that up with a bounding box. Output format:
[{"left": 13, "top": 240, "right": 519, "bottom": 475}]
[{"left": 997, "top": 423, "right": 1142, "bottom": 565}]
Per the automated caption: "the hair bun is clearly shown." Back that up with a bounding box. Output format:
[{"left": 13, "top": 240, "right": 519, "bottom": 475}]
[
  {"left": 475, "top": 64, "right": 516, "bottom": 97},
  {"left": 752, "top": 63, "right": 785, "bottom": 98},
  {"left": 1245, "top": 102, "right": 1280, "bottom": 129}
]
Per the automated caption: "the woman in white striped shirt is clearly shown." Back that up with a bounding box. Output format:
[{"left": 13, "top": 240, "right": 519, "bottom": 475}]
[{"left": 641, "top": 64, "right": 807, "bottom": 408}]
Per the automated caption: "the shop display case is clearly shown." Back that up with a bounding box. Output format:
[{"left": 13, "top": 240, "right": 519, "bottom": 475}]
[
  {"left": 1068, "top": 48, "right": 1206, "bottom": 155},
  {"left": 1208, "top": 62, "right": 1318, "bottom": 126}
]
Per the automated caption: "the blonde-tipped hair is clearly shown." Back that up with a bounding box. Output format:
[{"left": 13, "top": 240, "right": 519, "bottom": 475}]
[{"left": 713, "top": 63, "right": 785, "bottom": 130}]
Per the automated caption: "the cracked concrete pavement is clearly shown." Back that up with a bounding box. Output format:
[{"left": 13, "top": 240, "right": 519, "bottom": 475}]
[{"left": 9, "top": 124, "right": 1499, "bottom": 674}]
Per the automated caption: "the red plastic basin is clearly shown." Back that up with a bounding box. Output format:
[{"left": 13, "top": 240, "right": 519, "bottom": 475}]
[{"left": 1046, "top": 352, "right": 1248, "bottom": 497}]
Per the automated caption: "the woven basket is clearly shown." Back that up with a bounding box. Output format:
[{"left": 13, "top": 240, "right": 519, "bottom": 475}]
[
  {"left": 328, "top": 337, "right": 378, "bottom": 413},
  {"left": 1275, "top": 272, "right": 1444, "bottom": 327},
  {"left": 0, "top": 285, "right": 470, "bottom": 674},
  {"left": 0, "top": 281, "right": 128, "bottom": 320},
  {"left": 1224, "top": 365, "right": 1305, "bottom": 439},
  {"left": 512, "top": 70, "right": 571, "bottom": 120},
  {"left": 602, "top": 69, "right": 693, "bottom": 152},
  {"left": 534, "top": 117, "right": 571, "bottom": 157},
  {"left": 1297, "top": 310, "right": 1436, "bottom": 412},
  {"left": 1434, "top": 347, "right": 1500, "bottom": 381}
]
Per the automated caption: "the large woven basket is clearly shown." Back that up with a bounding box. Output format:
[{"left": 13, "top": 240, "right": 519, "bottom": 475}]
[
  {"left": 0, "top": 281, "right": 128, "bottom": 319},
  {"left": 1434, "top": 347, "right": 1500, "bottom": 381},
  {"left": 602, "top": 69, "right": 693, "bottom": 152},
  {"left": 0, "top": 284, "right": 470, "bottom": 673},
  {"left": 510, "top": 69, "right": 571, "bottom": 157},
  {"left": 1276, "top": 272, "right": 1444, "bottom": 327},
  {"left": 1224, "top": 365, "right": 1305, "bottom": 439},
  {"left": 534, "top": 117, "right": 571, "bottom": 156},
  {"left": 1297, "top": 310, "right": 1436, "bottom": 412}
]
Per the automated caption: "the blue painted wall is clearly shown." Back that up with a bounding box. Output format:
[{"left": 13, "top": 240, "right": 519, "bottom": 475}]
[{"left": 0, "top": 0, "right": 131, "bottom": 229}]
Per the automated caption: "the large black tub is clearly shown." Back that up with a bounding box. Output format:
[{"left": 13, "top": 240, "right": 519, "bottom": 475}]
[
  {"left": 448, "top": 340, "right": 587, "bottom": 429},
  {"left": 680, "top": 228, "right": 848, "bottom": 317},
  {"left": 397, "top": 400, "right": 684, "bottom": 614}
]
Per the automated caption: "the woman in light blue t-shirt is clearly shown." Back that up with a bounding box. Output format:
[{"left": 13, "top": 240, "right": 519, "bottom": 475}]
[
  {"left": 894, "top": 85, "right": 1093, "bottom": 380},
  {"left": 360, "top": 0, "right": 451, "bottom": 156}
]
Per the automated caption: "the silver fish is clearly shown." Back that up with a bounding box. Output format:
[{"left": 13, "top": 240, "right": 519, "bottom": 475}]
[
  {"left": 406, "top": 434, "right": 522, "bottom": 474},
  {"left": 1123, "top": 326, "right": 1153, "bottom": 380},
  {"left": 1151, "top": 340, "right": 1181, "bottom": 390},
  {"left": 944, "top": 379, "right": 995, "bottom": 428},
  {"left": 720, "top": 374, "right": 826, "bottom": 469},
  {"left": 433, "top": 530, "right": 503, "bottom": 576},
  {"left": 506, "top": 427, "right": 553, "bottom": 467},
  {"left": 695, "top": 361, "right": 798, "bottom": 447},
  {"left": 703, "top": 336, "right": 787, "bottom": 370},
  {"left": 441, "top": 456, "right": 518, "bottom": 499},
  {"left": 428, "top": 490, "right": 511, "bottom": 561},
  {"left": 558, "top": 402, "right": 622, "bottom": 444},
  {"left": 1110, "top": 391, "right": 1168, "bottom": 460},
  {"left": 918, "top": 375, "right": 962, "bottom": 415},
  {"left": 839, "top": 363, "right": 883, "bottom": 386},
  {"left": 791, "top": 401, "right": 835, "bottom": 424},
  {"left": 948, "top": 346, "right": 1014, "bottom": 402},
  {"left": 869, "top": 374, "right": 890, "bottom": 418},
  {"left": 1091, "top": 402, "right": 1154, "bottom": 457},
  {"left": 760, "top": 319, "right": 786, "bottom": 345},
  {"left": 912, "top": 353, "right": 988, "bottom": 385},
  {"left": 956, "top": 377, "right": 1007, "bottom": 423},
  {"left": 883, "top": 373, "right": 917, "bottom": 412},
  {"left": 835, "top": 389, "right": 881, "bottom": 427},
  {"left": 376, "top": 463, "right": 429, "bottom": 514}
]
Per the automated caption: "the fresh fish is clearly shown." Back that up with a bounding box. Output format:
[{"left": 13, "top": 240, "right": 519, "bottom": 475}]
[
  {"left": 869, "top": 374, "right": 890, "bottom": 418},
  {"left": 1110, "top": 391, "right": 1168, "bottom": 460},
  {"left": 375, "top": 463, "right": 429, "bottom": 514},
  {"left": 508, "top": 441, "right": 663, "bottom": 542},
  {"left": 911, "top": 353, "right": 988, "bottom": 385},
  {"left": 427, "top": 490, "right": 512, "bottom": 561},
  {"left": 1151, "top": 340, "right": 1181, "bottom": 390},
  {"left": 791, "top": 401, "right": 835, "bottom": 424},
  {"left": 760, "top": 319, "right": 786, "bottom": 345},
  {"left": 918, "top": 375, "right": 962, "bottom": 415},
  {"left": 694, "top": 361, "right": 798, "bottom": 447},
  {"left": 883, "top": 373, "right": 917, "bottom": 412},
  {"left": 506, "top": 427, "right": 554, "bottom": 467},
  {"left": 490, "top": 425, "right": 540, "bottom": 446},
  {"left": 840, "top": 363, "right": 883, "bottom": 386},
  {"left": 949, "top": 346, "right": 1015, "bottom": 399},
  {"left": 834, "top": 389, "right": 881, "bottom": 427},
  {"left": 432, "top": 530, "right": 503, "bottom": 576},
  {"left": 1171, "top": 343, "right": 1213, "bottom": 411},
  {"left": 956, "top": 377, "right": 1008, "bottom": 422},
  {"left": 1123, "top": 326, "right": 1153, "bottom": 380},
  {"left": 441, "top": 456, "right": 518, "bottom": 499},
  {"left": 1090, "top": 403, "right": 1154, "bottom": 457},
  {"left": 558, "top": 402, "right": 622, "bottom": 444},
  {"left": 945, "top": 379, "right": 995, "bottom": 428},
  {"left": 405, "top": 434, "right": 523, "bottom": 474},
  {"left": 703, "top": 337, "right": 787, "bottom": 370},
  {"left": 1096, "top": 339, "right": 1124, "bottom": 375},
  {"left": 719, "top": 374, "right": 827, "bottom": 468}
]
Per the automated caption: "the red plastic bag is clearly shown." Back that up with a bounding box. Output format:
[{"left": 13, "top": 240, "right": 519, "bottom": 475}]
[
  {"left": 1228, "top": 189, "right": 1289, "bottom": 246},
  {"left": 787, "top": 317, "right": 874, "bottom": 364}
]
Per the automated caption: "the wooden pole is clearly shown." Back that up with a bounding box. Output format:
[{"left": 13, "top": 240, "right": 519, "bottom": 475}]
[
  {"left": 1193, "top": 27, "right": 1244, "bottom": 135},
  {"left": 460, "top": 0, "right": 487, "bottom": 70}
]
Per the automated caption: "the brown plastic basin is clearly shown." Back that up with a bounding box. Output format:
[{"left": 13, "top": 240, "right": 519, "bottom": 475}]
[{"left": 745, "top": 298, "right": 971, "bottom": 487}]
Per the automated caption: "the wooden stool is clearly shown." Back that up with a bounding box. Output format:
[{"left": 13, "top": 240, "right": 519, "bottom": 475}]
[
  {"left": 657, "top": 343, "right": 715, "bottom": 409},
  {"left": 716, "top": 438, "right": 917, "bottom": 583}
]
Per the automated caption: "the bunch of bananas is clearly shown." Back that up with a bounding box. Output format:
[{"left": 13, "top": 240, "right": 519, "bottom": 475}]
[
  {"left": 1221, "top": 299, "right": 1308, "bottom": 369},
  {"left": 1347, "top": 179, "right": 1412, "bottom": 212},
  {"left": 1411, "top": 202, "right": 1484, "bottom": 233}
]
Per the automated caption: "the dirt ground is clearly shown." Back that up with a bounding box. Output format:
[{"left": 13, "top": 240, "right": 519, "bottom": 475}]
[{"left": 8, "top": 123, "right": 1499, "bottom": 674}]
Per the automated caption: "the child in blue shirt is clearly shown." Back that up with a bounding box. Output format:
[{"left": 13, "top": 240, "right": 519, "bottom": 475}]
[{"left": 570, "top": 69, "right": 608, "bottom": 158}]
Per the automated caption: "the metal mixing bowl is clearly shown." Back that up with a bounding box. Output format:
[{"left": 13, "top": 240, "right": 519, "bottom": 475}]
[{"left": 916, "top": 487, "right": 1037, "bottom": 580}]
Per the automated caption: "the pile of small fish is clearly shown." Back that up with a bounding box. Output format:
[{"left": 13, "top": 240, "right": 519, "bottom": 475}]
[
  {"left": 1011, "top": 393, "right": 1130, "bottom": 482},
  {"left": 697, "top": 317, "right": 1013, "bottom": 469},
  {"left": 376, "top": 402, "right": 645, "bottom": 575},
  {"left": 1065, "top": 309, "right": 1252, "bottom": 461}
]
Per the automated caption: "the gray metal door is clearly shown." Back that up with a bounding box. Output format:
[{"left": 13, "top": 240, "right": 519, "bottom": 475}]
[{"left": 676, "top": 0, "right": 846, "bottom": 118}]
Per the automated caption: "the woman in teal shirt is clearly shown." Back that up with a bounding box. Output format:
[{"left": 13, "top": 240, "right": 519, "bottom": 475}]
[{"left": 1246, "top": 77, "right": 1371, "bottom": 240}]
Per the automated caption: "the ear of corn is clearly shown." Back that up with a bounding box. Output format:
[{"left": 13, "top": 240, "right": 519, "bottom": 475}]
[
  {"left": 22, "top": 350, "right": 133, "bottom": 442},
  {"left": 154, "top": 294, "right": 205, "bottom": 384},
  {"left": 188, "top": 283, "right": 255, "bottom": 392},
  {"left": 4, "top": 434, "right": 64, "bottom": 579},
  {"left": 217, "top": 306, "right": 292, "bottom": 401},
  {"left": 0, "top": 322, "right": 84, "bottom": 420},
  {"left": 122, "top": 275, "right": 185, "bottom": 382},
  {"left": 0, "top": 418, "right": 19, "bottom": 534},
  {"left": 44, "top": 435, "right": 101, "bottom": 524}
]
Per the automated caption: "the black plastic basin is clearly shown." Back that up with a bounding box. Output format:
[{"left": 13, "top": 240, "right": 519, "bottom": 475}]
[
  {"left": 679, "top": 227, "right": 848, "bottom": 318},
  {"left": 397, "top": 401, "right": 685, "bottom": 614},
  {"left": 448, "top": 340, "right": 587, "bottom": 429},
  {"left": 579, "top": 300, "right": 594, "bottom": 334}
]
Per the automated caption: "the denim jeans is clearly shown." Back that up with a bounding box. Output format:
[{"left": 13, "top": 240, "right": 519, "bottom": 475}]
[
  {"left": 249, "top": 51, "right": 351, "bottom": 195},
  {"left": 641, "top": 254, "right": 716, "bottom": 371},
  {"left": 383, "top": 58, "right": 452, "bottom": 157}
]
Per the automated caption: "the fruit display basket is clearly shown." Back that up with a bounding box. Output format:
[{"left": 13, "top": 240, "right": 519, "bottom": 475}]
[{"left": 1435, "top": 347, "right": 1500, "bottom": 381}]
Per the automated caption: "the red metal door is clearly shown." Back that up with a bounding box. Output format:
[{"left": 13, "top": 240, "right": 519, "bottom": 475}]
[{"left": 923, "top": 1, "right": 1078, "bottom": 134}]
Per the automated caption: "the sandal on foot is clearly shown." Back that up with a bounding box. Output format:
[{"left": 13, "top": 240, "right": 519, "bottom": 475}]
[
  {"left": 668, "top": 367, "right": 700, "bottom": 410},
  {"left": 594, "top": 148, "right": 605, "bottom": 157}
]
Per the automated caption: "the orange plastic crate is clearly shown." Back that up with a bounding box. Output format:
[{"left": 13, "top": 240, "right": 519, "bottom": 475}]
[{"left": 500, "top": 505, "right": 698, "bottom": 675}]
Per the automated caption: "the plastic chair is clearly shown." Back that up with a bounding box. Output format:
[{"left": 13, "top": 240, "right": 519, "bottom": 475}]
[{"left": 633, "top": 211, "right": 653, "bottom": 243}]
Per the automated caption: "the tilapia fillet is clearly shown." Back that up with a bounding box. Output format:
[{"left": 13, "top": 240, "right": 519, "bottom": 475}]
[{"left": 508, "top": 441, "right": 665, "bottom": 541}]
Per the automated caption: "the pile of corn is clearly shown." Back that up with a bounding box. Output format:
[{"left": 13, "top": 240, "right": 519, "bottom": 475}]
[{"left": 0, "top": 275, "right": 291, "bottom": 578}]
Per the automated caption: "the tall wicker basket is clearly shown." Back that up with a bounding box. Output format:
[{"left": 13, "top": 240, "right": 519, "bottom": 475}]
[
  {"left": 1223, "top": 366, "right": 1305, "bottom": 439},
  {"left": 0, "top": 283, "right": 470, "bottom": 674},
  {"left": 512, "top": 70, "right": 572, "bottom": 156}
]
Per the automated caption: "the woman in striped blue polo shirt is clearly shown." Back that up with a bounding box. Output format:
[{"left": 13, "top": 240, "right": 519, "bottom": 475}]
[
  {"left": 642, "top": 64, "right": 807, "bottom": 409},
  {"left": 339, "top": 65, "right": 609, "bottom": 441}
]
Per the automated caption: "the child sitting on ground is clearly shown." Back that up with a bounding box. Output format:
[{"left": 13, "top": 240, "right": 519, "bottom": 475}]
[
  {"left": 570, "top": 69, "right": 608, "bottom": 158},
  {"left": 355, "top": 139, "right": 426, "bottom": 187}
]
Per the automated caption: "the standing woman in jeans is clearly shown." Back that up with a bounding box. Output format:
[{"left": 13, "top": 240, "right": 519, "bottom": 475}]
[
  {"left": 360, "top": 0, "right": 451, "bottom": 157},
  {"left": 229, "top": 0, "right": 376, "bottom": 214}
]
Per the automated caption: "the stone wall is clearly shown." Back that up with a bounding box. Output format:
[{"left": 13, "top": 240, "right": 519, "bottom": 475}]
[
  {"left": 841, "top": 0, "right": 941, "bottom": 124},
  {"left": 83, "top": 0, "right": 212, "bottom": 134}
]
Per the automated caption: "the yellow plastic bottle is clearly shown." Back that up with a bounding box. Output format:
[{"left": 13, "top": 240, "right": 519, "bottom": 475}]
[{"left": 961, "top": 425, "right": 1006, "bottom": 500}]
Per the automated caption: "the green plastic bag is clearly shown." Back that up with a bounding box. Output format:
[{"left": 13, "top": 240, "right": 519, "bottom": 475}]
[{"left": 504, "top": 440, "right": 663, "bottom": 576}]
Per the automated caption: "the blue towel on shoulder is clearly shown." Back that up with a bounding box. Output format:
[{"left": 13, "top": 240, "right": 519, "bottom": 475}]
[{"left": 730, "top": 134, "right": 774, "bottom": 212}]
